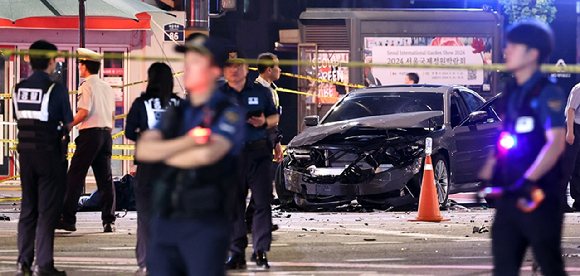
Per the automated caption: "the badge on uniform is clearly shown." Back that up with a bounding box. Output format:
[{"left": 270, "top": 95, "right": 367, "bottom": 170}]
[
  {"left": 17, "top": 88, "right": 42, "bottom": 104},
  {"left": 248, "top": 97, "right": 259, "bottom": 105},
  {"left": 515, "top": 116, "right": 535, "bottom": 133}
]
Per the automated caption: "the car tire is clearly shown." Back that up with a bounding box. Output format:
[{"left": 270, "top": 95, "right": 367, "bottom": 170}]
[
  {"left": 275, "top": 156, "right": 294, "bottom": 206},
  {"left": 431, "top": 154, "right": 450, "bottom": 207}
]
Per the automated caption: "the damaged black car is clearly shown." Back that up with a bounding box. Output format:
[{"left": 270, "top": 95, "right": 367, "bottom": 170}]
[{"left": 276, "top": 85, "right": 500, "bottom": 210}]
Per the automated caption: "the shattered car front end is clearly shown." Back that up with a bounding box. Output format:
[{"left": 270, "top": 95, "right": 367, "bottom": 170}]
[{"left": 283, "top": 111, "right": 444, "bottom": 209}]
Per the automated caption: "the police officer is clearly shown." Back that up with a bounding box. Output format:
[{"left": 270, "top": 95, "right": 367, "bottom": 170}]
[
  {"left": 222, "top": 50, "right": 279, "bottom": 269},
  {"left": 478, "top": 19, "right": 567, "bottom": 275},
  {"left": 135, "top": 34, "right": 244, "bottom": 276},
  {"left": 245, "top": 53, "right": 283, "bottom": 233},
  {"left": 58, "top": 48, "right": 116, "bottom": 233},
  {"left": 14, "top": 40, "right": 72, "bottom": 276},
  {"left": 255, "top": 53, "right": 283, "bottom": 162},
  {"left": 125, "top": 62, "right": 185, "bottom": 275}
]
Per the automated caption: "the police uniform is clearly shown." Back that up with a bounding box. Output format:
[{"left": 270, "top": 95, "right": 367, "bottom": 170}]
[
  {"left": 14, "top": 71, "right": 73, "bottom": 270},
  {"left": 244, "top": 76, "right": 282, "bottom": 232},
  {"left": 492, "top": 71, "right": 567, "bottom": 275},
  {"left": 146, "top": 90, "right": 244, "bottom": 276},
  {"left": 221, "top": 79, "right": 277, "bottom": 263},
  {"left": 61, "top": 67, "right": 116, "bottom": 229},
  {"left": 125, "top": 94, "right": 185, "bottom": 269}
]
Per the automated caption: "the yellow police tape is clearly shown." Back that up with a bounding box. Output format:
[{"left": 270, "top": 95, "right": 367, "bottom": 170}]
[
  {"left": 3, "top": 48, "right": 580, "bottom": 73},
  {"left": 66, "top": 152, "right": 133, "bottom": 160},
  {"left": 276, "top": 87, "right": 342, "bottom": 100},
  {"left": 0, "top": 174, "right": 20, "bottom": 183},
  {"left": 111, "top": 131, "right": 125, "bottom": 140},
  {"left": 249, "top": 67, "right": 365, "bottom": 89}
]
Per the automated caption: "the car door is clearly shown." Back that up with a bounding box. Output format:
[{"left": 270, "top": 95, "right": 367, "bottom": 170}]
[
  {"left": 455, "top": 89, "right": 501, "bottom": 183},
  {"left": 449, "top": 90, "right": 474, "bottom": 184}
]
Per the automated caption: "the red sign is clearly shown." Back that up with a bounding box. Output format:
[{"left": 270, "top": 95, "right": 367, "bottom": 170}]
[{"left": 103, "top": 68, "right": 124, "bottom": 76}]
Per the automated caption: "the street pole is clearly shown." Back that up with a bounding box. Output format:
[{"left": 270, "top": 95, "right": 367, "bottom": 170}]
[{"left": 79, "top": 0, "right": 86, "bottom": 48}]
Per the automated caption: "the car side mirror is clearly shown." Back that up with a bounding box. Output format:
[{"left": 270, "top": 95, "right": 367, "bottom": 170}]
[
  {"left": 304, "top": 115, "right": 319, "bottom": 127},
  {"left": 468, "top": 111, "right": 488, "bottom": 123}
]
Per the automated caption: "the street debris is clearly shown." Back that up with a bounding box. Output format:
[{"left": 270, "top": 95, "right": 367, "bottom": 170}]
[{"left": 472, "top": 225, "right": 489, "bottom": 234}]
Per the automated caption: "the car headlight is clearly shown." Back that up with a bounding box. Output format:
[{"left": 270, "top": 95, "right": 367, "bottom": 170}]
[{"left": 411, "top": 157, "right": 424, "bottom": 174}]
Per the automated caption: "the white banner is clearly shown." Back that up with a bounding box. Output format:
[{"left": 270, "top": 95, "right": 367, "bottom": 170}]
[{"left": 371, "top": 46, "right": 485, "bottom": 85}]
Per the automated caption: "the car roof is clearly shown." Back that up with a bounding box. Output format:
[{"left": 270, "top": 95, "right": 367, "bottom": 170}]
[{"left": 348, "top": 84, "right": 460, "bottom": 95}]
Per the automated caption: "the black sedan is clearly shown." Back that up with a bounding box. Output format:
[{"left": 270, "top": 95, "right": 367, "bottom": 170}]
[{"left": 276, "top": 84, "right": 500, "bottom": 210}]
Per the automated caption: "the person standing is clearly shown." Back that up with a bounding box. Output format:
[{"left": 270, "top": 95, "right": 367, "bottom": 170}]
[
  {"left": 222, "top": 50, "right": 279, "bottom": 269},
  {"left": 244, "top": 52, "right": 283, "bottom": 233},
  {"left": 58, "top": 48, "right": 116, "bottom": 233},
  {"left": 135, "top": 34, "right": 244, "bottom": 276},
  {"left": 255, "top": 52, "right": 283, "bottom": 162},
  {"left": 14, "top": 40, "right": 72, "bottom": 276},
  {"left": 125, "top": 62, "right": 185, "bottom": 276},
  {"left": 478, "top": 19, "right": 567, "bottom": 275},
  {"left": 562, "top": 82, "right": 580, "bottom": 211}
]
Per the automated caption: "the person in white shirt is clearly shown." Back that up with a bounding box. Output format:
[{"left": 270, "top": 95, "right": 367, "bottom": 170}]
[
  {"left": 563, "top": 82, "right": 580, "bottom": 211},
  {"left": 58, "top": 48, "right": 117, "bottom": 233}
]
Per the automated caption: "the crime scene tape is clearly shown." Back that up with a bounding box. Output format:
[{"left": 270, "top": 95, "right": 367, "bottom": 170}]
[
  {"left": 67, "top": 143, "right": 134, "bottom": 150},
  {"left": 111, "top": 131, "right": 125, "bottom": 140},
  {"left": 249, "top": 67, "right": 365, "bottom": 89},
  {"left": 0, "top": 174, "right": 20, "bottom": 183},
  {"left": 276, "top": 87, "right": 342, "bottom": 100},
  {"left": 4, "top": 48, "right": 580, "bottom": 73},
  {"left": 66, "top": 153, "right": 133, "bottom": 160},
  {"left": 115, "top": 114, "right": 127, "bottom": 120}
]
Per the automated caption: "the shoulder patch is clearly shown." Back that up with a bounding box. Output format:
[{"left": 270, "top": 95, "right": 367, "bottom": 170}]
[
  {"left": 224, "top": 110, "right": 240, "bottom": 123},
  {"left": 548, "top": 100, "right": 563, "bottom": 112}
]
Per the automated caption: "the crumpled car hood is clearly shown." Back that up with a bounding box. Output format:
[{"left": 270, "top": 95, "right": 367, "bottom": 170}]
[{"left": 289, "top": 111, "right": 443, "bottom": 147}]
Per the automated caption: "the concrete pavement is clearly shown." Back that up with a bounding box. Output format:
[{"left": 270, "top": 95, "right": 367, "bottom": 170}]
[{"left": 0, "top": 186, "right": 579, "bottom": 275}]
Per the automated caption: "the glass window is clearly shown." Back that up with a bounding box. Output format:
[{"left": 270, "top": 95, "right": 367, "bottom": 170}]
[
  {"left": 322, "top": 92, "right": 443, "bottom": 124},
  {"left": 458, "top": 90, "right": 484, "bottom": 112}
]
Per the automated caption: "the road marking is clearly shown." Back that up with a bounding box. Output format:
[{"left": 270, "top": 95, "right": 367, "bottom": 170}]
[
  {"left": 0, "top": 249, "right": 17, "bottom": 253},
  {"left": 346, "top": 258, "right": 407, "bottom": 262},
  {"left": 341, "top": 242, "right": 403, "bottom": 245},
  {"left": 449, "top": 256, "right": 492, "bottom": 259},
  {"left": 0, "top": 197, "right": 19, "bottom": 202},
  {"left": 247, "top": 243, "right": 290, "bottom": 247},
  {"left": 0, "top": 187, "right": 21, "bottom": 191},
  {"left": 98, "top": 247, "right": 135, "bottom": 251}
]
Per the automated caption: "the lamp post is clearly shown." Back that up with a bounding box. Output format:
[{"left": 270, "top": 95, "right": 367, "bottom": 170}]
[{"left": 79, "top": 0, "right": 86, "bottom": 48}]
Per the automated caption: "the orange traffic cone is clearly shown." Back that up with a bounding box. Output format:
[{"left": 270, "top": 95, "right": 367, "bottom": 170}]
[{"left": 409, "top": 155, "right": 449, "bottom": 222}]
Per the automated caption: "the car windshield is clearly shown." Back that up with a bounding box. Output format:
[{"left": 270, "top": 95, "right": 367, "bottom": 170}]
[{"left": 322, "top": 92, "right": 444, "bottom": 124}]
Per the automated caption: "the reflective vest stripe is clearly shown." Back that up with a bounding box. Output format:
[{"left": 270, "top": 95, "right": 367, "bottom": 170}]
[
  {"left": 13, "top": 83, "right": 55, "bottom": 122},
  {"left": 144, "top": 97, "right": 179, "bottom": 129}
]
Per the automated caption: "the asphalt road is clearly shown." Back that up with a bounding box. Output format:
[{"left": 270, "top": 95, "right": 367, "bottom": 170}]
[{"left": 0, "top": 189, "right": 579, "bottom": 275}]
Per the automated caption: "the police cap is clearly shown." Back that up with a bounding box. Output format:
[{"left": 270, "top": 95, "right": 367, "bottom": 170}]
[
  {"left": 77, "top": 48, "right": 102, "bottom": 62},
  {"left": 506, "top": 18, "right": 554, "bottom": 63},
  {"left": 175, "top": 33, "right": 229, "bottom": 68},
  {"left": 225, "top": 49, "right": 247, "bottom": 66}
]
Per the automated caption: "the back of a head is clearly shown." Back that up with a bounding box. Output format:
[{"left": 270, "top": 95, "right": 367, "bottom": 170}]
[
  {"left": 407, "top": 72, "right": 419, "bottom": 84},
  {"left": 29, "top": 40, "right": 57, "bottom": 71},
  {"left": 80, "top": 60, "right": 101, "bottom": 75},
  {"left": 257, "top": 53, "right": 277, "bottom": 74},
  {"left": 146, "top": 62, "right": 174, "bottom": 107},
  {"left": 506, "top": 18, "right": 554, "bottom": 63}
]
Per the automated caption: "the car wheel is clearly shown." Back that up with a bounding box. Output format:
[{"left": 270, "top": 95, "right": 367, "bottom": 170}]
[
  {"left": 275, "top": 156, "right": 294, "bottom": 206},
  {"left": 432, "top": 154, "right": 450, "bottom": 207}
]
